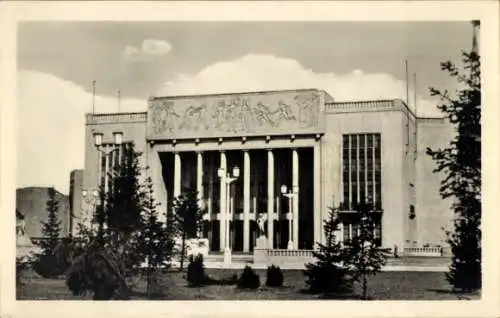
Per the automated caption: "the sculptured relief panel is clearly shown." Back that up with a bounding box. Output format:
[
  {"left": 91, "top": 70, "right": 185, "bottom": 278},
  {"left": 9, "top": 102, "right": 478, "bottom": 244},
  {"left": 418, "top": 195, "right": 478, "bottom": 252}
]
[{"left": 148, "top": 91, "right": 322, "bottom": 139}]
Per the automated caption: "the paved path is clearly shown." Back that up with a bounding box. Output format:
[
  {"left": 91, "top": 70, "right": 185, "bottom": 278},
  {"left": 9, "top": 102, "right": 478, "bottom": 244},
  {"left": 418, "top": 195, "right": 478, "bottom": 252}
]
[{"left": 172, "top": 256, "right": 450, "bottom": 272}]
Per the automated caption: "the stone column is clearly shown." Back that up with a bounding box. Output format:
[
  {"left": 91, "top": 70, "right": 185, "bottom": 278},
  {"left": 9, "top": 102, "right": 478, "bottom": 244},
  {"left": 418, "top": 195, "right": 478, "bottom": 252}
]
[
  {"left": 313, "top": 143, "right": 322, "bottom": 247},
  {"left": 267, "top": 149, "right": 274, "bottom": 249},
  {"left": 292, "top": 148, "right": 299, "bottom": 250},
  {"left": 196, "top": 151, "right": 204, "bottom": 238},
  {"left": 174, "top": 152, "right": 181, "bottom": 198},
  {"left": 219, "top": 151, "right": 227, "bottom": 251},
  {"left": 243, "top": 150, "right": 251, "bottom": 252}
]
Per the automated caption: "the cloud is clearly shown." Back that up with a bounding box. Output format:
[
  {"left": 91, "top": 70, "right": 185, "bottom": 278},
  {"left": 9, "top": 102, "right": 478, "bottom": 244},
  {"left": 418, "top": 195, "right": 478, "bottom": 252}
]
[
  {"left": 158, "top": 53, "right": 442, "bottom": 117},
  {"left": 123, "top": 39, "right": 172, "bottom": 62},
  {"left": 17, "top": 71, "right": 145, "bottom": 194},
  {"left": 17, "top": 54, "right": 443, "bottom": 194}
]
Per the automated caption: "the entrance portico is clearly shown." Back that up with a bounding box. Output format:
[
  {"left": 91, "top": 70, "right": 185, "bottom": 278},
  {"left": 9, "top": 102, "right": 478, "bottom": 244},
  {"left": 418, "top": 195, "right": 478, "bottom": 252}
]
[{"left": 151, "top": 135, "right": 321, "bottom": 252}]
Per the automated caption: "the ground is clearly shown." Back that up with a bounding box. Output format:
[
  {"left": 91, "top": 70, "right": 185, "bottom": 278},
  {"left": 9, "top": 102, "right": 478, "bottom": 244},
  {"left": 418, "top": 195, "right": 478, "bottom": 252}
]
[{"left": 17, "top": 268, "right": 479, "bottom": 300}]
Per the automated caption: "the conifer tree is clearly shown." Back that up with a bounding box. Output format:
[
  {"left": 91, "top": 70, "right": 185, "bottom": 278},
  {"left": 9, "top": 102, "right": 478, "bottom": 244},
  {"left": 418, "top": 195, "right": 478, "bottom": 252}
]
[
  {"left": 343, "top": 201, "right": 390, "bottom": 300},
  {"left": 426, "top": 21, "right": 481, "bottom": 292},
  {"left": 137, "top": 174, "right": 177, "bottom": 298},
  {"left": 39, "top": 187, "right": 62, "bottom": 255},
  {"left": 102, "top": 143, "right": 147, "bottom": 276},
  {"left": 34, "top": 187, "right": 64, "bottom": 277},
  {"left": 173, "top": 188, "right": 205, "bottom": 270},
  {"left": 303, "top": 206, "right": 353, "bottom": 295}
]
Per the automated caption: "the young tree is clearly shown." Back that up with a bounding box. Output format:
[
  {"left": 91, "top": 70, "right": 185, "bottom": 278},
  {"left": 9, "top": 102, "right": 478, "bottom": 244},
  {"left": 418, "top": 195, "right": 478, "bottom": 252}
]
[
  {"left": 303, "top": 206, "right": 353, "bottom": 295},
  {"left": 426, "top": 22, "right": 481, "bottom": 292},
  {"left": 173, "top": 188, "right": 205, "bottom": 270},
  {"left": 344, "top": 201, "right": 390, "bottom": 300},
  {"left": 39, "top": 187, "right": 62, "bottom": 254},
  {"left": 34, "top": 187, "right": 64, "bottom": 277},
  {"left": 136, "top": 174, "right": 177, "bottom": 298},
  {"left": 103, "top": 143, "right": 148, "bottom": 277}
]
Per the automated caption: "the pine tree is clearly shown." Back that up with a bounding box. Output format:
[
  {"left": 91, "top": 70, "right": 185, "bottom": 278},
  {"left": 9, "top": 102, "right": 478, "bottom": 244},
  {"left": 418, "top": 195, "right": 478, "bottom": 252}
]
[
  {"left": 303, "top": 206, "right": 353, "bottom": 295},
  {"left": 344, "top": 201, "right": 390, "bottom": 300},
  {"left": 40, "top": 187, "right": 61, "bottom": 255},
  {"left": 137, "top": 174, "right": 177, "bottom": 298},
  {"left": 102, "top": 143, "right": 148, "bottom": 277},
  {"left": 426, "top": 21, "right": 481, "bottom": 292},
  {"left": 34, "top": 187, "right": 64, "bottom": 277},
  {"left": 173, "top": 188, "right": 205, "bottom": 271}
]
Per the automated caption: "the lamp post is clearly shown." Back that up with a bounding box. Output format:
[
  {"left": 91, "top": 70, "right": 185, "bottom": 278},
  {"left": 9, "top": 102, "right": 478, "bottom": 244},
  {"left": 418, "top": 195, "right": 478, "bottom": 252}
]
[
  {"left": 218, "top": 165, "right": 240, "bottom": 266},
  {"left": 281, "top": 184, "right": 295, "bottom": 250},
  {"left": 92, "top": 131, "right": 123, "bottom": 240},
  {"left": 92, "top": 131, "right": 123, "bottom": 188}
]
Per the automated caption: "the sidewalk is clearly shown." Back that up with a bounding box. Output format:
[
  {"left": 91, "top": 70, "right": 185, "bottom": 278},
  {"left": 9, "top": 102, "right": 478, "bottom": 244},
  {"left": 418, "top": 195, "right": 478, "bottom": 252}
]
[{"left": 172, "top": 260, "right": 449, "bottom": 272}]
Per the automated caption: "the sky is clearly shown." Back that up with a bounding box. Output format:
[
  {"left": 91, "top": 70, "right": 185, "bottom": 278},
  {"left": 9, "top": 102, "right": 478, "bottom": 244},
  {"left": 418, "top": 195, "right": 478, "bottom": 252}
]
[{"left": 17, "top": 21, "right": 474, "bottom": 194}]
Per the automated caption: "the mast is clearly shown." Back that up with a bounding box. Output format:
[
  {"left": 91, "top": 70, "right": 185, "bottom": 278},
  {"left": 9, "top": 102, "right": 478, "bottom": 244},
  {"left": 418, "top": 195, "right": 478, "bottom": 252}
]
[
  {"left": 405, "top": 60, "right": 410, "bottom": 154},
  {"left": 92, "top": 80, "right": 96, "bottom": 115},
  {"left": 118, "top": 90, "right": 121, "bottom": 113},
  {"left": 413, "top": 72, "right": 418, "bottom": 160}
]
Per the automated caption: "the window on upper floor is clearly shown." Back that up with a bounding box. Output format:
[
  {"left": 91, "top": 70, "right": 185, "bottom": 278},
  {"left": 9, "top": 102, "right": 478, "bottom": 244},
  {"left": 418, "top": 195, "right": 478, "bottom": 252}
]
[{"left": 341, "top": 133, "right": 382, "bottom": 210}]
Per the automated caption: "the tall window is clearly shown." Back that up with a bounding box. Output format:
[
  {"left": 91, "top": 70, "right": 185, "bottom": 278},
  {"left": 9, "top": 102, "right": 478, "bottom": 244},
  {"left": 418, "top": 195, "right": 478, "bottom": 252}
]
[
  {"left": 99, "top": 142, "right": 133, "bottom": 191},
  {"left": 342, "top": 133, "right": 382, "bottom": 210}
]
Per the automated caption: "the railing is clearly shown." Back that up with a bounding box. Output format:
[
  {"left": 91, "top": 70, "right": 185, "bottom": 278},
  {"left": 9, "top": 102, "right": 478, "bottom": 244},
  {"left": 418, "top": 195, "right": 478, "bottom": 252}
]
[
  {"left": 86, "top": 112, "right": 147, "bottom": 124},
  {"left": 267, "top": 249, "right": 314, "bottom": 257},
  {"left": 325, "top": 100, "right": 397, "bottom": 113},
  {"left": 403, "top": 246, "right": 443, "bottom": 257},
  {"left": 416, "top": 117, "right": 446, "bottom": 124}
]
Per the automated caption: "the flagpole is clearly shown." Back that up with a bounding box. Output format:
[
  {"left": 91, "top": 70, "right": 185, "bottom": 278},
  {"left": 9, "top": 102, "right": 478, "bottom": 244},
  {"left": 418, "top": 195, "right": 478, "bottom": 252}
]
[{"left": 92, "top": 80, "right": 96, "bottom": 115}]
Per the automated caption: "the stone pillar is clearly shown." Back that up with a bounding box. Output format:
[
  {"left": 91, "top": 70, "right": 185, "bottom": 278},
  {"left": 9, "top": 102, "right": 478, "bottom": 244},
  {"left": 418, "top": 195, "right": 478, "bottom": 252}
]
[
  {"left": 267, "top": 149, "right": 274, "bottom": 249},
  {"left": 196, "top": 151, "right": 204, "bottom": 238},
  {"left": 292, "top": 148, "right": 299, "bottom": 250},
  {"left": 313, "top": 143, "right": 322, "bottom": 247},
  {"left": 219, "top": 151, "right": 227, "bottom": 251},
  {"left": 243, "top": 150, "right": 251, "bottom": 252},
  {"left": 174, "top": 152, "right": 181, "bottom": 198}
]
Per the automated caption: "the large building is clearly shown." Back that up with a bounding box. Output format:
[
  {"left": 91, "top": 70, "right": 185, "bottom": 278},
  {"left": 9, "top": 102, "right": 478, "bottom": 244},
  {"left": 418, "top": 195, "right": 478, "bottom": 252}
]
[{"left": 81, "top": 88, "right": 454, "bottom": 254}]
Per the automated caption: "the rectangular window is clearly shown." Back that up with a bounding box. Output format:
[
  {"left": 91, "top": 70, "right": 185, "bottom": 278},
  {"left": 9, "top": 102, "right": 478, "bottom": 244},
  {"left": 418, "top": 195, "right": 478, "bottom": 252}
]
[
  {"left": 343, "top": 222, "right": 350, "bottom": 242},
  {"left": 99, "top": 142, "right": 133, "bottom": 191},
  {"left": 341, "top": 133, "right": 382, "bottom": 210}
]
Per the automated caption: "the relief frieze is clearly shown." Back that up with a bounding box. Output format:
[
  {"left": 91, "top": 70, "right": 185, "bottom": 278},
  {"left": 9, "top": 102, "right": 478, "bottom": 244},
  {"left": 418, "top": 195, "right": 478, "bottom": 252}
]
[{"left": 148, "top": 90, "right": 323, "bottom": 139}]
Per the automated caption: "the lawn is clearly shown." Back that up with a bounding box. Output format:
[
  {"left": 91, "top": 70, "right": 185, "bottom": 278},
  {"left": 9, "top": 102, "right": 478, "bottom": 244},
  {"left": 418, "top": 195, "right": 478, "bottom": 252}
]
[{"left": 17, "top": 268, "right": 479, "bottom": 301}]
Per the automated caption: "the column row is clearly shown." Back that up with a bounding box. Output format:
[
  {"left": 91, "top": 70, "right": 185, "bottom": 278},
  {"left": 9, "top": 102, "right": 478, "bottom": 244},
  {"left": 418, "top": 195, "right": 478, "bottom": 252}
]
[{"left": 170, "top": 148, "right": 302, "bottom": 252}]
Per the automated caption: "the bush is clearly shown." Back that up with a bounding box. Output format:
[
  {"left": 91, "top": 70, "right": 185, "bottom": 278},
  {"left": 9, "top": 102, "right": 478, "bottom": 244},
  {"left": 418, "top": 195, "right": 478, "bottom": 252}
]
[
  {"left": 186, "top": 254, "right": 206, "bottom": 287},
  {"left": 237, "top": 265, "right": 260, "bottom": 289},
  {"left": 266, "top": 265, "right": 284, "bottom": 287},
  {"left": 303, "top": 262, "right": 353, "bottom": 294},
  {"left": 33, "top": 253, "right": 65, "bottom": 278}
]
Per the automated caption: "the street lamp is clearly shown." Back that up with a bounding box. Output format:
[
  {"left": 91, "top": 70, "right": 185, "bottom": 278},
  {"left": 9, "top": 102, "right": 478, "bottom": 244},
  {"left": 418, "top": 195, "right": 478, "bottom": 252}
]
[
  {"left": 217, "top": 165, "right": 240, "bottom": 266},
  {"left": 281, "top": 184, "right": 295, "bottom": 250},
  {"left": 92, "top": 131, "right": 123, "bottom": 241},
  {"left": 92, "top": 131, "right": 123, "bottom": 186},
  {"left": 93, "top": 131, "right": 123, "bottom": 151}
]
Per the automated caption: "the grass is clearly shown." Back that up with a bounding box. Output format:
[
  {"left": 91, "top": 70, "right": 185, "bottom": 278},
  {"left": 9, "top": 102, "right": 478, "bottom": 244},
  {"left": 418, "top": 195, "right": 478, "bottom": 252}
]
[{"left": 17, "top": 268, "right": 480, "bottom": 301}]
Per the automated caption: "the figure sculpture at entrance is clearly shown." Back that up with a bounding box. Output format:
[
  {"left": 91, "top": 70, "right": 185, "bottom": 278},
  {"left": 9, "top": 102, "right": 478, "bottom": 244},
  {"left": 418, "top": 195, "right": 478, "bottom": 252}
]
[{"left": 257, "top": 213, "right": 266, "bottom": 237}]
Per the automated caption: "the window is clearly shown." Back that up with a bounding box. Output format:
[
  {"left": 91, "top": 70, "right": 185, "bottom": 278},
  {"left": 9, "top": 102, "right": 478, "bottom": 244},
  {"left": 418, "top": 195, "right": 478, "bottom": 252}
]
[
  {"left": 342, "top": 133, "right": 382, "bottom": 210},
  {"left": 341, "top": 216, "right": 382, "bottom": 246},
  {"left": 99, "top": 142, "right": 133, "bottom": 192}
]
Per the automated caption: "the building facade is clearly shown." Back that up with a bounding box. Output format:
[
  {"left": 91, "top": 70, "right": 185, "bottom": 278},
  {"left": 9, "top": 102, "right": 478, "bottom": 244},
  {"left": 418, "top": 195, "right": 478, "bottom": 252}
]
[
  {"left": 69, "top": 169, "right": 83, "bottom": 236},
  {"left": 81, "top": 88, "right": 454, "bottom": 253}
]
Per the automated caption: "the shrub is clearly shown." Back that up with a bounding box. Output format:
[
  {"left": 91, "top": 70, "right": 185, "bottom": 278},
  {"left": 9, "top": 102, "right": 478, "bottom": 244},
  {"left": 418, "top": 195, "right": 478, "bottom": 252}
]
[
  {"left": 186, "top": 254, "right": 206, "bottom": 287},
  {"left": 304, "top": 262, "right": 353, "bottom": 294},
  {"left": 266, "top": 265, "right": 284, "bottom": 287},
  {"left": 237, "top": 265, "right": 260, "bottom": 289},
  {"left": 33, "top": 253, "right": 65, "bottom": 278}
]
